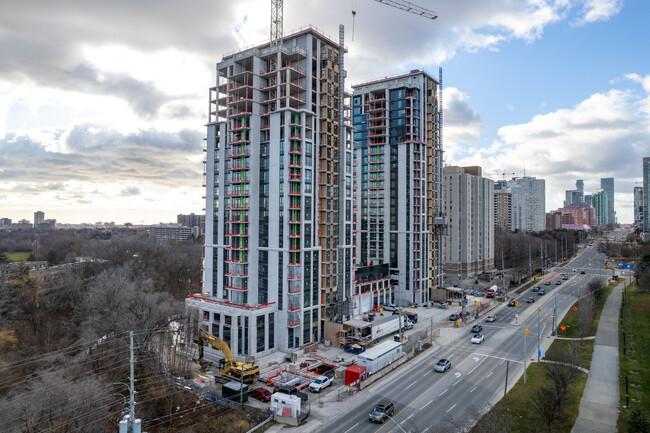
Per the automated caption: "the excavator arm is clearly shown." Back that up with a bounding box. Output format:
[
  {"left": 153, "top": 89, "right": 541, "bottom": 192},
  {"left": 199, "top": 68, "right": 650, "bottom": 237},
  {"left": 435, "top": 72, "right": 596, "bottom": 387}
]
[{"left": 198, "top": 329, "right": 236, "bottom": 365}]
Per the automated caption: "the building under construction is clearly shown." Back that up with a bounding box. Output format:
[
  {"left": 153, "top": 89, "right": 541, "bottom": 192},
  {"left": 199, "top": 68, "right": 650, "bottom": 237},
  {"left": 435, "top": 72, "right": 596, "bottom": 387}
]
[{"left": 188, "top": 26, "right": 356, "bottom": 358}]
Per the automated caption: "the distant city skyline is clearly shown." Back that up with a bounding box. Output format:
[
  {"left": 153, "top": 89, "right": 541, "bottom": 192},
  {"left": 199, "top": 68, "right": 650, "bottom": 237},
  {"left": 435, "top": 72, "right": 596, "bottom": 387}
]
[{"left": 2, "top": 1, "right": 649, "bottom": 224}]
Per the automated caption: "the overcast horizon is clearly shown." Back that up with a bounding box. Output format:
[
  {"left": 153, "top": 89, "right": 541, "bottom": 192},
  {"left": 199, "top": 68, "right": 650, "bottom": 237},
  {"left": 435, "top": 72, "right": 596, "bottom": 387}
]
[{"left": 1, "top": 0, "right": 649, "bottom": 225}]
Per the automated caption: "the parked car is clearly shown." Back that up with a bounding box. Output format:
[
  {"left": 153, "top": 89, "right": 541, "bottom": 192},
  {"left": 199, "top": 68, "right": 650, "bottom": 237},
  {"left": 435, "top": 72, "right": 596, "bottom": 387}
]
[
  {"left": 474, "top": 292, "right": 485, "bottom": 297},
  {"left": 471, "top": 324, "right": 483, "bottom": 333},
  {"left": 383, "top": 304, "right": 397, "bottom": 312},
  {"left": 526, "top": 297, "right": 535, "bottom": 303},
  {"left": 532, "top": 286, "right": 540, "bottom": 292},
  {"left": 309, "top": 376, "right": 333, "bottom": 393},
  {"left": 249, "top": 387, "right": 272, "bottom": 402},
  {"left": 449, "top": 314, "right": 460, "bottom": 321},
  {"left": 369, "top": 399, "right": 395, "bottom": 423},
  {"left": 507, "top": 300, "right": 516, "bottom": 307},
  {"left": 486, "top": 315, "right": 497, "bottom": 322},
  {"left": 471, "top": 334, "right": 484, "bottom": 344},
  {"left": 434, "top": 359, "right": 451, "bottom": 372},
  {"left": 538, "top": 289, "right": 545, "bottom": 296}
]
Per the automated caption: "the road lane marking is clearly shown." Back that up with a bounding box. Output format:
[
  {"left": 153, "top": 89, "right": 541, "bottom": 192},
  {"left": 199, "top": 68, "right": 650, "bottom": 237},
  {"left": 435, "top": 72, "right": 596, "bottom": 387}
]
[
  {"left": 487, "top": 371, "right": 493, "bottom": 378},
  {"left": 438, "top": 389, "right": 448, "bottom": 396},
  {"left": 373, "top": 353, "right": 474, "bottom": 433},
  {"left": 471, "top": 386, "right": 477, "bottom": 392},
  {"left": 344, "top": 422, "right": 359, "bottom": 433},
  {"left": 499, "top": 359, "right": 505, "bottom": 366},
  {"left": 468, "top": 356, "right": 487, "bottom": 375},
  {"left": 405, "top": 380, "right": 417, "bottom": 390},
  {"left": 421, "top": 400, "right": 433, "bottom": 410},
  {"left": 400, "top": 413, "right": 414, "bottom": 425},
  {"left": 453, "top": 379, "right": 462, "bottom": 386},
  {"left": 447, "top": 404, "right": 457, "bottom": 413},
  {"left": 423, "top": 370, "right": 431, "bottom": 376}
]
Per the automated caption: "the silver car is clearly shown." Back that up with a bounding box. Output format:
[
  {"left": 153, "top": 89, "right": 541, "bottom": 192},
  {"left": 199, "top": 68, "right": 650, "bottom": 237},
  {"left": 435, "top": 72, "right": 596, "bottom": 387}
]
[{"left": 435, "top": 359, "right": 451, "bottom": 372}]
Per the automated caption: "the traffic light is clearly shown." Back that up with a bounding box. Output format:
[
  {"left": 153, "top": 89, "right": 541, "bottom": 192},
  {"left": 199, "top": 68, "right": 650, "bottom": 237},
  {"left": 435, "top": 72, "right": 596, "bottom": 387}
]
[
  {"left": 525, "top": 328, "right": 529, "bottom": 335},
  {"left": 538, "top": 307, "right": 542, "bottom": 314},
  {"left": 515, "top": 301, "right": 519, "bottom": 307},
  {"left": 456, "top": 319, "right": 461, "bottom": 326},
  {"left": 474, "top": 299, "right": 477, "bottom": 306}
]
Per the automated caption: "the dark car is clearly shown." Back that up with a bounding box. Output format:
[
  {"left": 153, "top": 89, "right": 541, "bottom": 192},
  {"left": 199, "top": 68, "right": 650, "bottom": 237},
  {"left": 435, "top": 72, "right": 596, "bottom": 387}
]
[
  {"left": 507, "top": 300, "right": 516, "bottom": 307},
  {"left": 580, "top": 270, "right": 586, "bottom": 274},
  {"left": 249, "top": 387, "right": 272, "bottom": 402},
  {"left": 532, "top": 285, "right": 540, "bottom": 292},
  {"left": 555, "top": 281, "right": 562, "bottom": 285},
  {"left": 369, "top": 399, "right": 395, "bottom": 423},
  {"left": 526, "top": 297, "right": 535, "bottom": 303},
  {"left": 449, "top": 314, "right": 460, "bottom": 321},
  {"left": 562, "top": 276, "right": 569, "bottom": 280},
  {"left": 538, "top": 289, "right": 545, "bottom": 296},
  {"left": 471, "top": 324, "right": 483, "bottom": 333}
]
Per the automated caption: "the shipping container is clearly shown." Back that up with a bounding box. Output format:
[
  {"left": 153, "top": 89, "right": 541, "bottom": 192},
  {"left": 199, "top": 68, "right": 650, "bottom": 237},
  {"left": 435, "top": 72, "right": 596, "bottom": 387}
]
[
  {"left": 345, "top": 365, "right": 367, "bottom": 385},
  {"left": 357, "top": 341, "right": 403, "bottom": 375}
]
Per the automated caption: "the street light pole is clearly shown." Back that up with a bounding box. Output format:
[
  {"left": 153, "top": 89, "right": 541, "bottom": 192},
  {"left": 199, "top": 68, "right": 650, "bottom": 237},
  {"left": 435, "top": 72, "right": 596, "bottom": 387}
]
[
  {"left": 537, "top": 308, "right": 541, "bottom": 362},
  {"left": 383, "top": 414, "right": 409, "bottom": 433},
  {"left": 523, "top": 329, "right": 527, "bottom": 384}
]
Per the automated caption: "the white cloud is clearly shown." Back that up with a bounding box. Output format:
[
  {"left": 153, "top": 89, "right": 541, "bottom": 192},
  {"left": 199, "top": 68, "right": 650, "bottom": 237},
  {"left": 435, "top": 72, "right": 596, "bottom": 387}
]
[
  {"left": 574, "top": 0, "right": 623, "bottom": 25},
  {"left": 453, "top": 82, "right": 650, "bottom": 223}
]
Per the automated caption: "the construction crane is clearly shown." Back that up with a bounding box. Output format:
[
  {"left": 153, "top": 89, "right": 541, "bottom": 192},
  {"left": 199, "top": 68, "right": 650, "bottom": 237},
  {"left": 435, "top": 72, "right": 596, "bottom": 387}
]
[
  {"left": 494, "top": 170, "right": 516, "bottom": 180},
  {"left": 373, "top": 0, "right": 438, "bottom": 20},
  {"left": 270, "top": 0, "right": 437, "bottom": 45},
  {"left": 197, "top": 329, "right": 260, "bottom": 383}
]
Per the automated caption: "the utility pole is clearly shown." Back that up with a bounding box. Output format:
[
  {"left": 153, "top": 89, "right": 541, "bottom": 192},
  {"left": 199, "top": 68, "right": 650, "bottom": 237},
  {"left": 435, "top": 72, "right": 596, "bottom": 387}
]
[
  {"left": 555, "top": 240, "right": 558, "bottom": 264},
  {"left": 504, "top": 360, "right": 509, "bottom": 400},
  {"left": 540, "top": 242, "right": 544, "bottom": 275},
  {"left": 430, "top": 317, "right": 433, "bottom": 345},
  {"left": 529, "top": 245, "right": 532, "bottom": 278},
  {"left": 129, "top": 331, "right": 135, "bottom": 430},
  {"left": 398, "top": 278, "right": 404, "bottom": 342},
  {"left": 501, "top": 251, "right": 506, "bottom": 299},
  {"left": 523, "top": 329, "right": 527, "bottom": 384},
  {"left": 554, "top": 293, "right": 558, "bottom": 336}
]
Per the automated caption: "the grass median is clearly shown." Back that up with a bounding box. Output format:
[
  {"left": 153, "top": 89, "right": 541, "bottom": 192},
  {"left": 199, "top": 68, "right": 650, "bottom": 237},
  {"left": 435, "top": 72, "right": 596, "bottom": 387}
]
[{"left": 618, "top": 281, "right": 650, "bottom": 432}]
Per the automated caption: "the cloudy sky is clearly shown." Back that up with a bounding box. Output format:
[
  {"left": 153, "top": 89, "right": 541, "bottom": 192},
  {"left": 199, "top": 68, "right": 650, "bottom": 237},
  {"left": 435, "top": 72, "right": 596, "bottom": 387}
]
[{"left": 1, "top": 0, "right": 648, "bottom": 224}]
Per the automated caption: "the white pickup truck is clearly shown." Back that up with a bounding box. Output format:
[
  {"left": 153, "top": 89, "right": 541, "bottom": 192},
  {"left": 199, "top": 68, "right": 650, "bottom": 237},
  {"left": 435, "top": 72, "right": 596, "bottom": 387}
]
[{"left": 309, "top": 375, "right": 333, "bottom": 393}]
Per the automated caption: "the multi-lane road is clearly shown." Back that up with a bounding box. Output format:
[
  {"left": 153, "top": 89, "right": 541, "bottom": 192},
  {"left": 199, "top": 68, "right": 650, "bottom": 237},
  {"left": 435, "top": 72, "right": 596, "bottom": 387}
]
[{"left": 320, "top": 243, "right": 616, "bottom": 433}]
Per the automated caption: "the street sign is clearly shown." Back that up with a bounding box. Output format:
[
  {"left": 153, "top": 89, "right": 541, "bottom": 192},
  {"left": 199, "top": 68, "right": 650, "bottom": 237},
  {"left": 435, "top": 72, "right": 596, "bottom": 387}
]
[
  {"left": 573, "top": 306, "right": 578, "bottom": 311},
  {"left": 560, "top": 325, "right": 566, "bottom": 331}
]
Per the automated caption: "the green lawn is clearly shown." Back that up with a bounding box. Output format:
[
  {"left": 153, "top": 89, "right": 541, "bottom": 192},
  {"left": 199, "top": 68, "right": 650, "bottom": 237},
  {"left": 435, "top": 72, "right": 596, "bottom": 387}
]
[
  {"left": 476, "top": 363, "right": 587, "bottom": 432},
  {"left": 618, "top": 282, "right": 650, "bottom": 432},
  {"left": 6, "top": 252, "right": 30, "bottom": 261}
]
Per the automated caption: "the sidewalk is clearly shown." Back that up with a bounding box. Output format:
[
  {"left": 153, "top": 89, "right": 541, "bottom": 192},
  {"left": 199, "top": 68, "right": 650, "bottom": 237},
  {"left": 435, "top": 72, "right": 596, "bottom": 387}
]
[{"left": 571, "top": 282, "right": 623, "bottom": 433}]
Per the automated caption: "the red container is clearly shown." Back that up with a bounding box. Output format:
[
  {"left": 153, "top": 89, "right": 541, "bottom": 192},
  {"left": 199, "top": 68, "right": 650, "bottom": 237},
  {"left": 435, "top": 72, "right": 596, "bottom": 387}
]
[{"left": 345, "top": 365, "right": 367, "bottom": 385}]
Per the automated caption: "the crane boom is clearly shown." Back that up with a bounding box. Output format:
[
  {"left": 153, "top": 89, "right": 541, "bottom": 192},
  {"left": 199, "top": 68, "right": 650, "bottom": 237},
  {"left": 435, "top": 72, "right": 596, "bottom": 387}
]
[{"left": 374, "top": 0, "right": 438, "bottom": 20}]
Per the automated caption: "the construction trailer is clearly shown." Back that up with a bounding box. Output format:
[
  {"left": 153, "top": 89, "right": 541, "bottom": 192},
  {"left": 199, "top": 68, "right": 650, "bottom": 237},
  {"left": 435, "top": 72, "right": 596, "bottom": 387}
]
[
  {"left": 222, "top": 381, "right": 249, "bottom": 402},
  {"left": 357, "top": 340, "right": 403, "bottom": 375}
]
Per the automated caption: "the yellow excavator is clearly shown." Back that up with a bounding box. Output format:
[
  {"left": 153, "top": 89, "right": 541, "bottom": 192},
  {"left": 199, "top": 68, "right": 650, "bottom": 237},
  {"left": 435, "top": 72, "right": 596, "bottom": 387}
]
[{"left": 197, "top": 329, "right": 260, "bottom": 383}]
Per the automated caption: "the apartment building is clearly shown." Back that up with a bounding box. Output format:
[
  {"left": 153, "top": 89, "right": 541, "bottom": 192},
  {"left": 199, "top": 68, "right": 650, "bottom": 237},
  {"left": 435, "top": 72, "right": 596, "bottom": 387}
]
[
  {"left": 633, "top": 186, "right": 643, "bottom": 228},
  {"left": 556, "top": 203, "right": 595, "bottom": 227},
  {"left": 187, "top": 27, "right": 356, "bottom": 357},
  {"left": 643, "top": 158, "right": 650, "bottom": 233},
  {"left": 592, "top": 188, "right": 609, "bottom": 226},
  {"left": 494, "top": 181, "right": 513, "bottom": 231},
  {"left": 600, "top": 177, "right": 615, "bottom": 225},
  {"left": 443, "top": 166, "right": 494, "bottom": 285},
  {"left": 352, "top": 70, "right": 442, "bottom": 307},
  {"left": 494, "top": 177, "right": 545, "bottom": 232}
]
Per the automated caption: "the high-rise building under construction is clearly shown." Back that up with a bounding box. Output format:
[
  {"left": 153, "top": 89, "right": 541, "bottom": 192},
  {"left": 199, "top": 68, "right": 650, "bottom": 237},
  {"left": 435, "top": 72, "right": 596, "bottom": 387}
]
[{"left": 187, "top": 27, "right": 356, "bottom": 356}]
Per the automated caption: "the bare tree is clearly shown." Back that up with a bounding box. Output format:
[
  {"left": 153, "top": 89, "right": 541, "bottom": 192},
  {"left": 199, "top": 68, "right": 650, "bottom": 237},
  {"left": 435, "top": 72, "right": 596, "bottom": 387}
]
[
  {"left": 531, "top": 385, "right": 563, "bottom": 432},
  {"left": 80, "top": 264, "right": 182, "bottom": 348}
]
